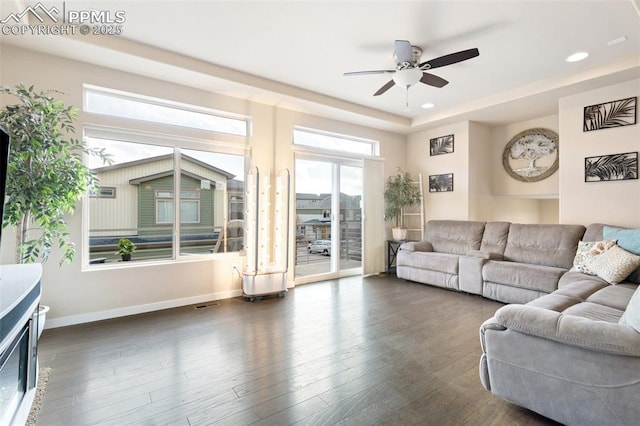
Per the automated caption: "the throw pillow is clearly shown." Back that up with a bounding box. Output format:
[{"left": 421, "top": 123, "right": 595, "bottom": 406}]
[
  {"left": 571, "top": 240, "right": 617, "bottom": 275},
  {"left": 603, "top": 226, "right": 640, "bottom": 255},
  {"left": 590, "top": 245, "right": 640, "bottom": 284},
  {"left": 619, "top": 286, "right": 640, "bottom": 332}
]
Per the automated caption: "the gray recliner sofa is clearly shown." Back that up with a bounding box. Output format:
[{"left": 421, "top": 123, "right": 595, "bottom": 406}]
[
  {"left": 396, "top": 220, "right": 640, "bottom": 424},
  {"left": 396, "top": 220, "right": 586, "bottom": 304},
  {"left": 480, "top": 223, "right": 640, "bottom": 425}
]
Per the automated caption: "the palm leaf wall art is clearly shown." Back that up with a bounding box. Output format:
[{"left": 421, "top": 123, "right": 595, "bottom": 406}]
[
  {"left": 429, "top": 134, "right": 454, "bottom": 156},
  {"left": 584, "top": 152, "right": 638, "bottom": 182},
  {"left": 583, "top": 97, "right": 637, "bottom": 132}
]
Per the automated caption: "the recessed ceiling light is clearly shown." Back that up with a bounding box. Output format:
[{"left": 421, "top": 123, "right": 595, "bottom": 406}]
[
  {"left": 566, "top": 52, "right": 589, "bottom": 62},
  {"left": 421, "top": 102, "right": 435, "bottom": 109}
]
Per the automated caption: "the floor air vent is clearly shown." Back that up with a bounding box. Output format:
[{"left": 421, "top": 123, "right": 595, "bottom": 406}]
[{"left": 194, "top": 302, "right": 220, "bottom": 310}]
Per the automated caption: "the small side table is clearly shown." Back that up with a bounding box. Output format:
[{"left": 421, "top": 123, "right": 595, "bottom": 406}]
[{"left": 386, "top": 240, "right": 404, "bottom": 275}]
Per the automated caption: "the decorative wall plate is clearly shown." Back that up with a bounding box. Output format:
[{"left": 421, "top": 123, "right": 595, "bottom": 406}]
[{"left": 502, "top": 128, "right": 559, "bottom": 182}]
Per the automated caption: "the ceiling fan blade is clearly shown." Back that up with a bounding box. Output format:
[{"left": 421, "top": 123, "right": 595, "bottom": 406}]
[
  {"left": 373, "top": 80, "right": 395, "bottom": 96},
  {"left": 394, "top": 40, "right": 414, "bottom": 64},
  {"left": 343, "top": 70, "right": 395, "bottom": 76},
  {"left": 420, "top": 72, "right": 449, "bottom": 88},
  {"left": 419, "top": 48, "right": 479, "bottom": 70}
]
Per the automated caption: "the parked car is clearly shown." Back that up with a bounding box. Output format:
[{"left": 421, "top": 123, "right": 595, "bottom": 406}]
[{"left": 307, "top": 240, "right": 331, "bottom": 256}]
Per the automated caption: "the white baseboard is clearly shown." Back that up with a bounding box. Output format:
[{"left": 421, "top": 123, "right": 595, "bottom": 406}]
[{"left": 44, "top": 289, "right": 243, "bottom": 329}]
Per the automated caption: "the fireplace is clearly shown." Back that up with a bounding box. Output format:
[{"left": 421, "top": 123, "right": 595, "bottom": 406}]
[{"left": 0, "top": 264, "right": 42, "bottom": 425}]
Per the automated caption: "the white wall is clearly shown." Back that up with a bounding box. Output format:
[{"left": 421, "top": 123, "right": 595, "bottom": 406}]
[
  {"left": 559, "top": 79, "right": 640, "bottom": 227},
  {"left": 0, "top": 45, "right": 405, "bottom": 326}
]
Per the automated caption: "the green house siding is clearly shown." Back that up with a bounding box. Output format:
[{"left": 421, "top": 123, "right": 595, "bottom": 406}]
[{"left": 137, "top": 174, "right": 215, "bottom": 236}]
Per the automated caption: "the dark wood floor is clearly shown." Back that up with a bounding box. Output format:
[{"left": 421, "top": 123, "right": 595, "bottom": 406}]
[{"left": 37, "top": 275, "right": 560, "bottom": 425}]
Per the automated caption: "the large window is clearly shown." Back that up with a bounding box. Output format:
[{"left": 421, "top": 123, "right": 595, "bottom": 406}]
[
  {"left": 293, "top": 127, "right": 378, "bottom": 156},
  {"left": 85, "top": 85, "right": 249, "bottom": 136},
  {"left": 84, "top": 87, "right": 247, "bottom": 266}
]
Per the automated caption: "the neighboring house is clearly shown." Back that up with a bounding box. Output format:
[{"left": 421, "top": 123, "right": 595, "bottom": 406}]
[
  {"left": 89, "top": 154, "right": 237, "bottom": 241},
  {"left": 295, "top": 192, "right": 362, "bottom": 242}
]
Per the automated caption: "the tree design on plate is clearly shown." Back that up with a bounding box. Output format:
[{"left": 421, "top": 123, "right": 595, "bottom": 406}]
[{"left": 502, "top": 128, "right": 559, "bottom": 182}]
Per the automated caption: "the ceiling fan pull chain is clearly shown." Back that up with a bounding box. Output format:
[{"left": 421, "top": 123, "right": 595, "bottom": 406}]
[{"left": 405, "top": 86, "right": 409, "bottom": 109}]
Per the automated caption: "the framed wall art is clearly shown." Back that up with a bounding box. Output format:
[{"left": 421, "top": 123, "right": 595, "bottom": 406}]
[
  {"left": 584, "top": 151, "right": 638, "bottom": 182},
  {"left": 429, "top": 173, "right": 454, "bottom": 192},
  {"left": 429, "top": 134, "right": 454, "bottom": 156},
  {"left": 583, "top": 97, "right": 637, "bottom": 132},
  {"left": 502, "top": 128, "right": 559, "bottom": 182}
]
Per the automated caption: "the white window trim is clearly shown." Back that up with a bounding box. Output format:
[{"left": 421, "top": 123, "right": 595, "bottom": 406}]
[
  {"left": 155, "top": 191, "right": 201, "bottom": 225},
  {"left": 84, "top": 84, "right": 251, "bottom": 137},
  {"left": 293, "top": 126, "right": 380, "bottom": 157},
  {"left": 82, "top": 129, "right": 247, "bottom": 270},
  {"left": 84, "top": 124, "right": 251, "bottom": 158},
  {"left": 90, "top": 186, "right": 116, "bottom": 198}
]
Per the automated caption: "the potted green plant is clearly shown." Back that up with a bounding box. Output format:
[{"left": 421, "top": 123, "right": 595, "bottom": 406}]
[
  {"left": 384, "top": 168, "right": 422, "bottom": 241},
  {"left": 0, "top": 84, "right": 110, "bottom": 336},
  {"left": 0, "top": 84, "right": 111, "bottom": 264},
  {"left": 116, "top": 238, "right": 137, "bottom": 261}
]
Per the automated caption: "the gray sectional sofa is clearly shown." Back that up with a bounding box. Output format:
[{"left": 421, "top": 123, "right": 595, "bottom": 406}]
[
  {"left": 396, "top": 220, "right": 640, "bottom": 425},
  {"left": 397, "top": 220, "right": 588, "bottom": 304}
]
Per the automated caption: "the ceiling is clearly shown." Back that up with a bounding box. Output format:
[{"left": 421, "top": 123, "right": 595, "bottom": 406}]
[{"left": 1, "top": 0, "right": 639, "bottom": 133}]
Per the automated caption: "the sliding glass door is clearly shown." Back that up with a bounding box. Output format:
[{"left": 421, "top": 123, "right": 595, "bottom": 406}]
[{"left": 294, "top": 156, "right": 362, "bottom": 282}]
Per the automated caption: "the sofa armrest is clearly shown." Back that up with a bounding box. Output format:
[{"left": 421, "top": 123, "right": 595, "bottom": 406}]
[
  {"left": 400, "top": 241, "right": 433, "bottom": 252},
  {"left": 489, "top": 304, "right": 640, "bottom": 356},
  {"left": 467, "top": 249, "right": 504, "bottom": 260}
]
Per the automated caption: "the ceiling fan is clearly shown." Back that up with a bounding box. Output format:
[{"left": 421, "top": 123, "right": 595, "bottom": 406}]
[{"left": 344, "top": 40, "right": 479, "bottom": 104}]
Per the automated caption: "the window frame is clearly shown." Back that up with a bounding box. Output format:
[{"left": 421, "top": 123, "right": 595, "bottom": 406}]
[
  {"left": 89, "top": 186, "right": 116, "bottom": 198},
  {"left": 84, "top": 84, "right": 251, "bottom": 137},
  {"left": 82, "top": 88, "right": 250, "bottom": 270},
  {"left": 154, "top": 190, "right": 201, "bottom": 225},
  {"left": 293, "top": 126, "right": 380, "bottom": 157}
]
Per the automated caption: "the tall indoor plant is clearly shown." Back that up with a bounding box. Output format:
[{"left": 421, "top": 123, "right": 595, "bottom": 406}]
[
  {"left": 0, "top": 84, "right": 111, "bottom": 265},
  {"left": 384, "top": 168, "right": 422, "bottom": 240}
]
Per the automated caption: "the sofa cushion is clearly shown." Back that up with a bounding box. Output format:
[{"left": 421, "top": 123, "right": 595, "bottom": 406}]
[
  {"left": 425, "top": 220, "right": 485, "bottom": 255},
  {"left": 483, "top": 260, "right": 566, "bottom": 294},
  {"left": 619, "top": 285, "right": 640, "bottom": 332},
  {"left": 585, "top": 284, "right": 637, "bottom": 311},
  {"left": 396, "top": 251, "right": 459, "bottom": 274},
  {"left": 571, "top": 239, "right": 616, "bottom": 274},
  {"left": 590, "top": 245, "right": 640, "bottom": 284},
  {"left": 603, "top": 226, "right": 640, "bottom": 255},
  {"left": 479, "top": 221, "right": 510, "bottom": 255},
  {"left": 527, "top": 293, "right": 581, "bottom": 312},
  {"left": 558, "top": 270, "right": 607, "bottom": 286},
  {"left": 562, "top": 302, "right": 625, "bottom": 323},
  {"left": 555, "top": 277, "right": 607, "bottom": 301},
  {"left": 584, "top": 223, "right": 640, "bottom": 285},
  {"left": 399, "top": 241, "right": 433, "bottom": 252},
  {"left": 503, "top": 223, "right": 586, "bottom": 269}
]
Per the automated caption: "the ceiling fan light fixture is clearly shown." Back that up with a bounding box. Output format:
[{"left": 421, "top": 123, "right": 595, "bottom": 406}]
[{"left": 392, "top": 68, "right": 422, "bottom": 87}]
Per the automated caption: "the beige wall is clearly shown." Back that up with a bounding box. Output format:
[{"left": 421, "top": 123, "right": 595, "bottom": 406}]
[
  {"left": 559, "top": 79, "right": 640, "bottom": 227},
  {"left": 407, "top": 121, "right": 471, "bottom": 222},
  {"left": 0, "top": 45, "right": 405, "bottom": 326},
  {"left": 468, "top": 121, "right": 492, "bottom": 221},
  {"left": 483, "top": 114, "right": 560, "bottom": 223},
  {"left": 490, "top": 114, "right": 559, "bottom": 198}
]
